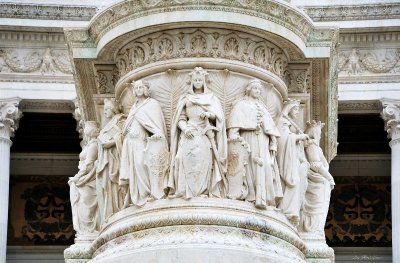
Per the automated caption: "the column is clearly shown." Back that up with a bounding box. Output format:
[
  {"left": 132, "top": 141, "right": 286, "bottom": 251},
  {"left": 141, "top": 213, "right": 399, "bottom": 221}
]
[
  {"left": 0, "top": 98, "right": 21, "bottom": 263},
  {"left": 382, "top": 101, "right": 400, "bottom": 263}
]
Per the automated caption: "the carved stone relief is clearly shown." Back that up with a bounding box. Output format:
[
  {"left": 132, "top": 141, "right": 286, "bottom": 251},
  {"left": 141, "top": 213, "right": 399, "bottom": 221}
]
[
  {"left": 339, "top": 48, "right": 400, "bottom": 76},
  {"left": 0, "top": 48, "right": 72, "bottom": 75},
  {"left": 94, "top": 64, "right": 119, "bottom": 94},
  {"left": 115, "top": 29, "right": 289, "bottom": 82}
]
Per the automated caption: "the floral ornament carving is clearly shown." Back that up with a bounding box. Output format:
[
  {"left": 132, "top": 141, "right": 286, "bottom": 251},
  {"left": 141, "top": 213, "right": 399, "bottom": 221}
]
[
  {"left": 287, "top": 69, "right": 311, "bottom": 93},
  {"left": 0, "top": 48, "right": 72, "bottom": 75},
  {"left": 115, "top": 29, "right": 288, "bottom": 80},
  {"left": 0, "top": 98, "right": 22, "bottom": 140},
  {"left": 339, "top": 48, "right": 400, "bottom": 75}
]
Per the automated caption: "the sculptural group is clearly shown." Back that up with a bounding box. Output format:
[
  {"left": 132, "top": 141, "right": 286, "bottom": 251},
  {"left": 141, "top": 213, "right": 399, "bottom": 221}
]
[{"left": 69, "top": 67, "right": 334, "bottom": 236}]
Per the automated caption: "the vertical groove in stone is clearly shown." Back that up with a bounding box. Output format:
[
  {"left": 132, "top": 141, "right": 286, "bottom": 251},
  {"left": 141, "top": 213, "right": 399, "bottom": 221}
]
[{"left": 0, "top": 138, "right": 11, "bottom": 263}]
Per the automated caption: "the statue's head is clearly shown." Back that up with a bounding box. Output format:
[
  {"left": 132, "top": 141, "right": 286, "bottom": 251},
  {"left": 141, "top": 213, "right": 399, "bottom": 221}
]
[
  {"left": 83, "top": 121, "right": 99, "bottom": 139},
  {"left": 132, "top": 79, "right": 150, "bottom": 98},
  {"left": 305, "top": 120, "right": 325, "bottom": 142},
  {"left": 282, "top": 98, "right": 301, "bottom": 118},
  {"left": 245, "top": 79, "right": 262, "bottom": 99},
  {"left": 103, "top": 98, "right": 120, "bottom": 118},
  {"left": 189, "top": 67, "right": 208, "bottom": 92}
]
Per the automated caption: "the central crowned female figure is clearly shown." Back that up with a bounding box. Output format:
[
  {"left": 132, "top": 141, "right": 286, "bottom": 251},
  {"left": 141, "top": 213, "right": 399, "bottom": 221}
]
[{"left": 168, "top": 67, "right": 228, "bottom": 199}]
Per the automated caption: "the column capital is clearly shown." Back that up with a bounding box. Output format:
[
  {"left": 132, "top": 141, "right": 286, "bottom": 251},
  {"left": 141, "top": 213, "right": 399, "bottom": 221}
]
[
  {"left": 381, "top": 98, "right": 400, "bottom": 146},
  {"left": 0, "top": 97, "right": 22, "bottom": 142}
]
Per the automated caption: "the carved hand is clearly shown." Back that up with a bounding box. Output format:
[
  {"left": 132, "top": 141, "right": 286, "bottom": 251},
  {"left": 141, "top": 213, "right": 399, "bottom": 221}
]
[
  {"left": 200, "top": 111, "right": 215, "bottom": 120},
  {"left": 184, "top": 128, "right": 194, "bottom": 139},
  {"left": 150, "top": 134, "right": 162, "bottom": 140},
  {"left": 297, "top": 134, "right": 309, "bottom": 142},
  {"left": 102, "top": 140, "right": 115, "bottom": 149}
]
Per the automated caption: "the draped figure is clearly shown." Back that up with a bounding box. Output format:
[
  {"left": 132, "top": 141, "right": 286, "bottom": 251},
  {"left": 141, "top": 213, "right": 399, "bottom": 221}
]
[
  {"left": 119, "top": 80, "right": 169, "bottom": 207},
  {"left": 96, "top": 98, "right": 125, "bottom": 223},
  {"left": 168, "top": 67, "right": 228, "bottom": 199},
  {"left": 69, "top": 121, "right": 100, "bottom": 234},
  {"left": 227, "top": 79, "right": 282, "bottom": 209},
  {"left": 299, "top": 121, "right": 335, "bottom": 233},
  {"left": 276, "top": 99, "right": 310, "bottom": 225}
]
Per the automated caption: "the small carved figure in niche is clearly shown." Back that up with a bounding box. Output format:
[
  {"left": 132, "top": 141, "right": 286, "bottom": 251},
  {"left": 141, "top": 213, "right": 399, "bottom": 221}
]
[
  {"left": 168, "top": 67, "right": 227, "bottom": 199},
  {"left": 119, "top": 80, "right": 169, "bottom": 207},
  {"left": 276, "top": 99, "right": 310, "bottom": 225},
  {"left": 299, "top": 121, "right": 335, "bottom": 234},
  {"left": 96, "top": 98, "right": 125, "bottom": 223},
  {"left": 347, "top": 48, "right": 362, "bottom": 75},
  {"left": 227, "top": 79, "right": 282, "bottom": 209},
  {"left": 68, "top": 121, "right": 100, "bottom": 234}
]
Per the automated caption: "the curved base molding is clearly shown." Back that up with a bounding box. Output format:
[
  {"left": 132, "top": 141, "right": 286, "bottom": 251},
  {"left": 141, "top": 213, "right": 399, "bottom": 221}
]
[{"left": 91, "top": 198, "right": 306, "bottom": 263}]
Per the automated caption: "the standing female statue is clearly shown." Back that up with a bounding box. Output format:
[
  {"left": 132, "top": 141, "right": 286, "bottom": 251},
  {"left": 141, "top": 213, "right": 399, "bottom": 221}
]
[
  {"left": 96, "top": 98, "right": 125, "bottom": 222},
  {"left": 69, "top": 121, "right": 100, "bottom": 234},
  {"left": 119, "top": 80, "right": 169, "bottom": 207},
  {"left": 168, "top": 67, "right": 227, "bottom": 199},
  {"left": 299, "top": 121, "right": 335, "bottom": 233},
  {"left": 227, "top": 79, "right": 282, "bottom": 209},
  {"left": 276, "top": 99, "right": 309, "bottom": 225}
]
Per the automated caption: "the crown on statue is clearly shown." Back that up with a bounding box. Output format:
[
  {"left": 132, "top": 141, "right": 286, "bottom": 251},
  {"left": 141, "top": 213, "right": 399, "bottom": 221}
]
[{"left": 189, "top": 67, "right": 209, "bottom": 77}]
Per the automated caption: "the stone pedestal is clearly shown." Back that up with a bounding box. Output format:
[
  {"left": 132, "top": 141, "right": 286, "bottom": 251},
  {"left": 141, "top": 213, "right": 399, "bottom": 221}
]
[
  {"left": 64, "top": 234, "right": 98, "bottom": 263},
  {"left": 90, "top": 199, "right": 307, "bottom": 263},
  {"left": 382, "top": 101, "right": 400, "bottom": 263},
  {"left": 300, "top": 233, "right": 335, "bottom": 263},
  {"left": 0, "top": 98, "right": 21, "bottom": 263}
]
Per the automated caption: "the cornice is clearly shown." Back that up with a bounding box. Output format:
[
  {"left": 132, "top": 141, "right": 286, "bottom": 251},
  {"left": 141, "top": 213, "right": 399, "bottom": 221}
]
[
  {"left": 0, "top": 31, "right": 67, "bottom": 47},
  {"left": 85, "top": 0, "right": 327, "bottom": 47},
  {"left": 301, "top": 4, "right": 400, "bottom": 22},
  {"left": 339, "top": 31, "right": 400, "bottom": 47},
  {"left": 0, "top": 3, "right": 98, "bottom": 21}
]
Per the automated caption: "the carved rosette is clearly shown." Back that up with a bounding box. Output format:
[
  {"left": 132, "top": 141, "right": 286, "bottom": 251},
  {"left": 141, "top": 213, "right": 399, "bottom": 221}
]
[
  {"left": 0, "top": 98, "right": 22, "bottom": 143},
  {"left": 382, "top": 102, "right": 400, "bottom": 146}
]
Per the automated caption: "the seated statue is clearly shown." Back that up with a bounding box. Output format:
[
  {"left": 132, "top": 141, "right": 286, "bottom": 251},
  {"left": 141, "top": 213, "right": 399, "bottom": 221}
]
[
  {"left": 227, "top": 79, "right": 282, "bottom": 209},
  {"left": 119, "top": 80, "right": 169, "bottom": 207},
  {"left": 96, "top": 98, "right": 125, "bottom": 223},
  {"left": 299, "top": 121, "right": 335, "bottom": 234},
  {"left": 69, "top": 121, "right": 100, "bottom": 234}
]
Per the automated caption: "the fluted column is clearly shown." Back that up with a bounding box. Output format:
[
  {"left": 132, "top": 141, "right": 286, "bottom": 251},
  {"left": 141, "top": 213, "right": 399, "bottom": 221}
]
[
  {"left": 381, "top": 100, "right": 400, "bottom": 263},
  {"left": 0, "top": 98, "right": 22, "bottom": 263}
]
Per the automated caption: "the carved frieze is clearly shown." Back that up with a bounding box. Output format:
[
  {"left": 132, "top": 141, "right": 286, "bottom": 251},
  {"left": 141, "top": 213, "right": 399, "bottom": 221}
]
[
  {"left": 115, "top": 29, "right": 289, "bottom": 81},
  {"left": 0, "top": 48, "right": 72, "bottom": 75},
  {"left": 339, "top": 48, "right": 400, "bottom": 76},
  {"left": 0, "top": 3, "right": 97, "bottom": 21},
  {"left": 303, "top": 4, "right": 400, "bottom": 22}
]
